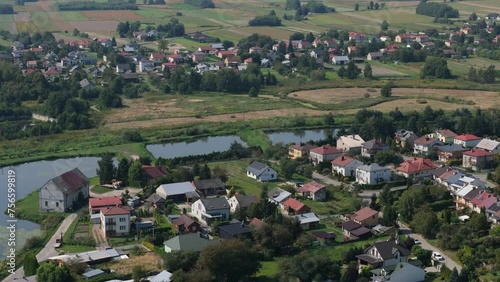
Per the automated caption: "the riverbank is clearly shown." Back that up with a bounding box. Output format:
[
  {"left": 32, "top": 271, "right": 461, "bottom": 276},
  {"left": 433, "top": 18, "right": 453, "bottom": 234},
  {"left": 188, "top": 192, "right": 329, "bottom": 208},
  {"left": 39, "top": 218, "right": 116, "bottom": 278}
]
[{"left": 1, "top": 115, "right": 349, "bottom": 167}]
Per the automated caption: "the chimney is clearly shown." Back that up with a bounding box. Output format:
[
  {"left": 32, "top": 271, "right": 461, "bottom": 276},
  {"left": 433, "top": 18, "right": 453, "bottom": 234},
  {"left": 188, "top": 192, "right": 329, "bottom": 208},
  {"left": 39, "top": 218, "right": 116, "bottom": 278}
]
[
  {"left": 241, "top": 222, "right": 244, "bottom": 228},
  {"left": 99, "top": 197, "right": 102, "bottom": 200},
  {"left": 425, "top": 137, "right": 429, "bottom": 141},
  {"left": 341, "top": 156, "right": 345, "bottom": 161}
]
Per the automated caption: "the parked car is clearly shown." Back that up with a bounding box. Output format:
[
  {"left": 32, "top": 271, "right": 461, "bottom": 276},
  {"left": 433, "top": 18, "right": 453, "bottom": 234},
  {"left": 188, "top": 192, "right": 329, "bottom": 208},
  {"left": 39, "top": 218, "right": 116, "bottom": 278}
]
[
  {"left": 413, "top": 238, "right": 421, "bottom": 245},
  {"left": 433, "top": 252, "right": 444, "bottom": 261}
]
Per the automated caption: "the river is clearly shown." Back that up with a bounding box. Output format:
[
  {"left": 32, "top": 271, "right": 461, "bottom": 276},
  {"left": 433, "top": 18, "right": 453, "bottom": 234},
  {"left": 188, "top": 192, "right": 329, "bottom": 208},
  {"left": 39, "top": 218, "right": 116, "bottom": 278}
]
[{"left": 267, "top": 128, "right": 338, "bottom": 145}]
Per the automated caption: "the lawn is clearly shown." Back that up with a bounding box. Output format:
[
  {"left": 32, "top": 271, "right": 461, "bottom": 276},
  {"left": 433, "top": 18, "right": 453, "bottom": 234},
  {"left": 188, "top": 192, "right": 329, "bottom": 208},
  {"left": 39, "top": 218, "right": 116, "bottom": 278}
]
[
  {"left": 60, "top": 244, "right": 95, "bottom": 253},
  {"left": 170, "top": 38, "right": 202, "bottom": 52},
  {"left": 311, "top": 234, "right": 390, "bottom": 261},
  {"left": 239, "top": 129, "right": 271, "bottom": 151},
  {"left": 91, "top": 185, "right": 114, "bottom": 194},
  {"left": 255, "top": 260, "right": 279, "bottom": 280},
  {"left": 109, "top": 236, "right": 137, "bottom": 247},
  {"left": 58, "top": 11, "right": 88, "bottom": 21},
  {"left": 302, "top": 191, "right": 358, "bottom": 215}
]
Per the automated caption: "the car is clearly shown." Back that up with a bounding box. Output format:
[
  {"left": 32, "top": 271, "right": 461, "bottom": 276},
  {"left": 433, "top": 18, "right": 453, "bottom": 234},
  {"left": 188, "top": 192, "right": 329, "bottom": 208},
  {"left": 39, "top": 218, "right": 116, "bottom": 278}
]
[
  {"left": 413, "top": 238, "right": 421, "bottom": 245},
  {"left": 433, "top": 252, "right": 444, "bottom": 261}
]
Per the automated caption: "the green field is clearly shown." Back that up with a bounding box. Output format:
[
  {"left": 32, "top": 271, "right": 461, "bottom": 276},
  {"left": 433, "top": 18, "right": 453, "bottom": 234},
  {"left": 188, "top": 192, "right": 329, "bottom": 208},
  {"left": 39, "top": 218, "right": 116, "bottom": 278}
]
[{"left": 58, "top": 11, "right": 88, "bottom": 21}]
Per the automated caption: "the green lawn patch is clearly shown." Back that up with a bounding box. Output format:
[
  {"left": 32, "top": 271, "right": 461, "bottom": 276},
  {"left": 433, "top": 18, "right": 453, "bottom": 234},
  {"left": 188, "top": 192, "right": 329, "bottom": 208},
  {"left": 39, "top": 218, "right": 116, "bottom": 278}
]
[
  {"left": 109, "top": 236, "right": 136, "bottom": 247},
  {"left": 63, "top": 217, "right": 79, "bottom": 241},
  {"left": 256, "top": 260, "right": 279, "bottom": 280},
  {"left": 91, "top": 185, "right": 114, "bottom": 194},
  {"left": 60, "top": 244, "right": 95, "bottom": 253},
  {"left": 239, "top": 129, "right": 271, "bottom": 151},
  {"left": 89, "top": 176, "right": 99, "bottom": 186}
]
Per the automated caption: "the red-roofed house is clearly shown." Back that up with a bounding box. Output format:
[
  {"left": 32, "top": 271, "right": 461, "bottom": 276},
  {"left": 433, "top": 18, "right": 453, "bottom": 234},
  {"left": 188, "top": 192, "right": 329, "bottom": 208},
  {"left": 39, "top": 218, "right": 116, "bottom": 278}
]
[
  {"left": 249, "top": 46, "right": 263, "bottom": 54},
  {"left": 100, "top": 206, "right": 131, "bottom": 238},
  {"left": 44, "top": 67, "right": 60, "bottom": 78},
  {"left": 162, "top": 62, "right": 177, "bottom": 73},
  {"left": 89, "top": 196, "right": 122, "bottom": 214},
  {"left": 454, "top": 134, "right": 482, "bottom": 148},
  {"left": 347, "top": 46, "right": 357, "bottom": 54},
  {"left": 281, "top": 198, "right": 311, "bottom": 215},
  {"left": 225, "top": 56, "right": 240, "bottom": 67},
  {"left": 463, "top": 149, "right": 494, "bottom": 170},
  {"left": 142, "top": 165, "right": 168, "bottom": 185},
  {"left": 298, "top": 41, "right": 311, "bottom": 49},
  {"left": 198, "top": 46, "right": 212, "bottom": 53},
  {"left": 396, "top": 157, "right": 437, "bottom": 179},
  {"left": 353, "top": 207, "right": 379, "bottom": 227},
  {"left": 249, "top": 217, "right": 265, "bottom": 229},
  {"left": 218, "top": 50, "right": 235, "bottom": 59},
  {"left": 413, "top": 136, "right": 443, "bottom": 156},
  {"left": 171, "top": 214, "right": 200, "bottom": 233},
  {"left": 191, "top": 52, "right": 206, "bottom": 63},
  {"left": 150, "top": 52, "right": 166, "bottom": 63},
  {"left": 39, "top": 168, "right": 89, "bottom": 212},
  {"left": 469, "top": 190, "right": 496, "bottom": 213},
  {"left": 298, "top": 181, "right": 326, "bottom": 201},
  {"left": 27, "top": 60, "right": 37, "bottom": 69},
  {"left": 168, "top": 54, "right": 183, "bottom": 63},
  {"left": 331, "top": 154, "right": 364, "bottom": 177},
  {"left": 309, "top": 144, "right": 342, "bottom": 165},
  {"left": 349, "top": 32, "right": 365, "bottom": 42}
]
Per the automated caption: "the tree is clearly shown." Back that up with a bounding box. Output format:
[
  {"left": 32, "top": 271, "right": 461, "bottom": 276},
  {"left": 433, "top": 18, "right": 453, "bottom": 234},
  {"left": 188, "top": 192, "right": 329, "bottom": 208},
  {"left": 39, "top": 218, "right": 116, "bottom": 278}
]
[
  {"left": 199, "top": 164, "right": 211, "bottom": 179},
  {"left": 382, "top": 205, "right": 397, "bottom": 226},
  {"left": 324, "top": 112, "right": 335, "bottom": 125},
  {"left": 380, "top": 82, "right": 393, "bottom": 97},
  {"left": 196, "top": 240, "right": 261, "bottom": 281},
  {"left": 158, "top": 39, "right": 167, "bottom": 53},
  {"left": 346, "top": 61, "right": 361, "bottom": 79},
  {"left": 132, "top": 265, "right": 147, "bottom": 282},
  {"left": 116, "top": 158, "right": 130, "bottom": 185},
  {"left": 163, "top": 250, "right": 199, "bottom": 272},
  {"left": 222, "top": 40, "right": 234, "bottom": 50},
  {"left": 369, "top": 1, "right": 374, "bottom": 10},
  {"left": 363, "top": 63, "right": 373, "bottom": 79},
  {"left": 24, "top": 253, "right": 39, "bottom": 276},
  {"left": 36, "top": 262, "right": 72, "bottom": 282},
  {"left": 337, "top": 65, "right": 347, "bottom": 78},
  {"left": 374, "top": 2, "right": 379, "bottom": 9},
  {"left": 341, "top": 262, "right": 359, "bottom": 282},
  {"left": 381, "top": 20, "right": 389, "bottom": 31},
  {"left": 468, "top": 211, "right": 489, "bottom": 233},
  {"left": 420, "top": 57, "right": 451, "bottom": 79},
  {"left": 249, "top": 87, "right": 258, "bottom": 97},
  {"left": 306, "top": 32, "right": 315, "bottom": 43},
  {"left": 354, "top": 3, "right": 359, "bottom": 11},
  {"left": 469, "top": 12, "right": 477, "bottom": 21},
  {"left": 97, "top": 153, "right": 116, "bottom": 185},
  {"left": 410, "top": 205, "right": 438, "bottom": 238},
  {"left": 379, "top": 185, "right": 393, "bottom": 206},
  {"left": 128, "top": 161, "right": 145, "bottom": 187},
  {"left": 212, "top": 165, "right": 228, "bottom": 183},
  {"left": 397, "top": 188, "right": 426, "bottom": 222},
  {"left": 278, "top": 251, "right": 341, "bottom": 281},
  {"left": 280, "top": 158, "right": 298, "bottom": 179}
]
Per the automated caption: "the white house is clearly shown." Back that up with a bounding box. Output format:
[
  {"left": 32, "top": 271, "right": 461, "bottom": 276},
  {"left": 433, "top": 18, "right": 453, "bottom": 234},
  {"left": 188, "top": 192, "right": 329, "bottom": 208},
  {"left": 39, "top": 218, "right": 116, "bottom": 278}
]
[
  {"left": 39, "top": 168, "right": 89, "bottom": 212},
  {"left": 413, "top": 136, "right": 443, "bottom": 156},
  {"left": 246, "top": 161, "right": 277, "bottom": 181},
  {"left": 454, "top": 134, "right": 482, "bottom": 148},
  {"left": 191, "top": 197, "right": 230, "bottom": 225},
  {"left": 332, "top": 56, "right": 350, "bottom": 65},
  {"left": 308, "top": 144, "right": 342, "bottom": 165},
  {"left": 356, "top": 164, "right": 391, "bottom": 185},
  {"left": 267, "top": 188, "right": 291, "bottom": 205},
  {"left": 475, "top": 138, "right": 500, "bottom": 154},
  {"left": 337, "top": 134, "right": 365, "bottom": 154},
  {"left": 100, "top": 206, "right": 131, "bottom": 239},
  {"left": 227, "top": 194, "right": 259, "bottom": 213},
  {"left": 138, "top": 60, "right": 155, "bottom": 73},
  {"left": 331, "top": 154, "right": 364, "bottom": 178}
]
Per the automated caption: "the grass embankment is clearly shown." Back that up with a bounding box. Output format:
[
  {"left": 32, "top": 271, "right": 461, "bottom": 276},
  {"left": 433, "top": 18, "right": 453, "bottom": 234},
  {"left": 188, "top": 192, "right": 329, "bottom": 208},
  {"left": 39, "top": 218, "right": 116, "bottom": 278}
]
[
  {"left": 239, "top": 129, "right": 272, "bottom": 151},
  {"left": 91, "top": 185, "right": 114, "bottom": 194}
]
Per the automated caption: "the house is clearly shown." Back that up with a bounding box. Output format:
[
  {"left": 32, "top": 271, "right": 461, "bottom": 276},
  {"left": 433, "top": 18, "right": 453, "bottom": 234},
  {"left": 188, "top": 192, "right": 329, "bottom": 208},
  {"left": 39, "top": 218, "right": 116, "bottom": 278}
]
[
  {"left": 309, "top": 144, "right": 342, "bottom": 165},
  {"left": 462, "top": 188, "right": 487, "bottom": 210},
  {"left": 449, "top": 175, "right": 486, "bottom": 194},
  {"left": 249, "top": 217, "right": 265, "bottom": 229},
  {"left": 331, "top": 154, "right": 364, "bottom": 178},
  {"left": 463, "top": 149, "right": 494, "bottom": 170},
  {"left": 394, "top": 130, "right": 418, "bottom": 148},
  {"left": 288, "top": 142, "right": 315, "bottom": 159},
  {"left": 138, "top": 60, "right": 155, "bottom": 73},
  {"left": 142, "top": 165, "right": 168, "bottom": 185},
  {"left": 192, "top": 179, "right": 225, "bottom": 197},
  {"left": 475, "top": 138, "right": 500, "bottom": 154},
  {"left": 353, "top": 207, "right": 379, "bottom": 227},
  {"left": 171, "top": 214, "right": 201, "bottom": 233},
  {"left": 164, "top": 232, "right": 218, "bottom": 253},
  {"left": 357, "top": 239, "right": 410, "bottom": 268},
  {"left": 162, "top": 62, "right": 177, "bottom": 73},
  {"left": 217, "top": 50, "right": 234, "bottom": 59},
  {"left": 11, "top": 41, "right": 24, "bottom": 51},
  {"left": 428, "top": 129, "right": 458, "bottom": 144},
  {"left": 44, "top": 67, "right": 60, "bottom": 78},
  {"left": 150, "top": 270, "right": 173, "bottom": 282},
  {"left": 347, "top": 46, "right": 357, "bottom": 54},
  {"left": 168, "top": 54, "right": 183, "bottom": 63},
  {"left": 156, "top": 181, "right": 199, "bottom": 202},
  {"left": 349, "top": 32, "right": 365, "bottom": 42},
  {"left": 332, "top": 56, "right": 350, "bottom": 65},
  {"left": 79, "top": 78, "right": 94, "bottom": 90},
  {"left": 227, "top": 194, "right": 259, "bottom": 213},
  {"left": 115, "top": 63, "right": 131, "bottom": 73},
  {"left": 337, "top": 134, "right": 365, "bottom": 154},
  {"left": 211, "top": 43, "right": 224, "bottom": 49},
  {"left": 80, "top": 56, "right": 97, "bottom": 65},
  {"left": 298, "top": 181, "right": 326, "bottom": 201},
  {"left": 340, "top": 220, "right": 372, "bottom": 239},
  {"left": 324, "top": 40, "right": 337, "bottom": 48},
  {"left": 267, "top": 188, "right": 292, "bottom": 204},
  {"left": 281, "top": 198, "right": 311, "bottom": 215},
  {"left": 39, "top": 168, "right": 89, "bottom": 212},
  {"left": 442, "top": 49, "right": 456, "bottom": 58},
  {"left": 312, "top": 231, "right": 335, "bottom": 245},
  {"left": 47, "top": 248, "right": 121, "bottom": 265},
  {"left": 246, "top": 161, "right": 277, "bottom": 181},
  {"left": 218, "top": 221, "right": 253, "bottom": 239},
  {"left": 469, "top": 190, "right": 497, "bottom": 213},
  {"left": 356, "top": 164, "right": 392, "bottom": 185},
  {"left": 100, "top": 206, "right": 131, "bottom": 238},
  {"left": 298, "top": 40, "right": 312, "bottom": 49},
  {"left": 89, "top": 196, "right": 121, "bottom": 214},
  {"left": 150, "top": 52, "right": 166, "bottom": 63},
  {"left": 361, "top": 139, "right": 389, "bottom": 158},
  {"left": 191, "top": 197, "right": 230, "bottom": 225},
  {"left": 370, "top": 262, "right": 425, "bottom": 282},
  {"left": 454, "top": 134, "right": 481, "bottom": 148},
  {"left": 225, "top": 56, "right": 240, "bottom": 67},
  {"left": 191, "top": 52, "right": 206, "bottom": 63},
  {"left": 249, "top": 46, "right": 263, "bottom": 54},
  {"left": 436, "top": 144, "right": 468, "bottom": 162},
  {"left": 413, "top": 136, "right": 443, "bottom": 156},
  {"left": 396, "top": 158, "right": 437, "bottom": 179},
  {"left": 292, "top": 212, "right": 320, "bottom": 230},
  {"left": 26, "top": 60, "right": 37, "bottom": 69},
  {"left": 455, "top": 184, "right": 479, "bottom": 209},
  {"left": 121, "top": 73, "right": 139, "bottom": 82},
  {"left": 395, "top": 34, "right": 418, "bottom": 43},
  {"left": 145, "top": 193, "right": 166, "bottom": 210},
  {"left": 198, "top": 46, "right": 212, "bottom": 53},
  {"left": 486, "top": 202, "right": 500, "bottom": 224},
  {"left": 367, "top": 52, "right": 383, "bottom": 61},
  {"left": 309, "top": 49, "right": 324, "bottom": 58}
]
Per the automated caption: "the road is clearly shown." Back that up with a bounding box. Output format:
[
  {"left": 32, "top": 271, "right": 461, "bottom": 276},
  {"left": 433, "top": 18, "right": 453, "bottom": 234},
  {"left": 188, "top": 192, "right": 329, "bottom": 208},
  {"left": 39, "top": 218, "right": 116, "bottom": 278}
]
[
  {"left": 312, "top": 172, "right": 342, "bottom": 186},
  {"left": 399, "top": 222, "right": 462, "bottom": 272},
  {"left": 2, "top": 213, "right": 78, "bottom": 282}
]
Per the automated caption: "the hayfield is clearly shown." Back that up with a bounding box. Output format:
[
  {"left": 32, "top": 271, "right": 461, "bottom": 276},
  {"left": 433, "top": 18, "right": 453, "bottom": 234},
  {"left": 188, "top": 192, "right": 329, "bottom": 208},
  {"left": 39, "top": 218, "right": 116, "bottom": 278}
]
[
  {"left": 369, "top": 99, "right": 475, "bottom": 112},
  {"left": 82, "top": 10, "right": 143, "bottom": 21},
  {"left": 109, "top": 252, "right": 162, "bottom": 275},
  {"left": 71, "top": 20, "right": 119, "bottom": 32}
]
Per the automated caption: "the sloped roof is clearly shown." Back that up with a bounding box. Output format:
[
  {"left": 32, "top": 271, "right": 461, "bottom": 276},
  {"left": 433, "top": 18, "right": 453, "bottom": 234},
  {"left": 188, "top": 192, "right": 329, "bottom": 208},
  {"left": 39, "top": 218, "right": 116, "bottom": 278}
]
[
  {"left": 476, "top": 138, "right": 500, "bottom": 151},
  {"left": 455, "top": 134, "right": 481, "bottom": 141},
  {"left": 45, "top": 168, "right": 88, "bottom": 194},
  {"left": 268, "top": 188, "right": 291, "bottom": 203},
  {"left": 163, "top": 233, "right": 218, "bottom": 252},
  {"left": 172, "top": 214, "right": 198, "bottom": 228},
  {"left": 247, "top": 161, "right": 272, "bottom": 176},
  {"left": 350, "top": 226, "right": 372, "bottom": 237},
  {"left": 200, "top": 197, "right": 229, "bottom": 211},
  {"left": 338, "top": 135, "right": 365, "bottom": 148},
  {"left": 414, "top": 136, "right": 439, "bottom": 146},
  {"left": 470, "top": 191, "right": 495, "bottom": 207},
  {"left": 397, "top": 158, "right": 437, "bottom": 174},
  {"left": 150, "top": 270, "right": 172, "bottom": 282},
  {"left": 436, "top": 129, "right": 458, "bottom": 138},
  {"left": 299, "top": 181, "right": 325, "bottom": 193},
  {"left": 234, "top": 194, "right": 259, "bottom": 209},
  {"left": 293, "top": 212, "right": 320, "bottom": 224},
  {"left": 372, "top": 240, "right": 410, "bottom": 260},
  {"left": 357, "top": 163, "right": 390, "bottom": 172},
  {"left": 309, "top": 144, "right": 341, "bottom": 155},
  {"left": 289, "top": 143, "right": 315, "bottom": 151},
  {"left": 249, "top": 218, "right": 265, "bottom": 229},
  {"left": 312, "top": 231, "right": 335, "bottom": 239},
  {"left": 341, "top": 220, "right": 362, "bottom": 231},
  {"left": 156, "top": 182, "right": 197, "bottom": 197},
  {"left": 463, "top": 188, "right": 486, "bottom": 201},
  {"left": 282, "top": 198, "right": 307, "bottom": 212},
  {"left": 146, "top": 193, "right": 165, "bottom": 204},
  {"left": 142, "top": 165, "right": 168, "bottom": 179},
  {"left": 353, "top": 207, "right": 378, "bottom": 222},
  {"left": 331, "top": 154, "right": 357, "bottom": 167},
  {"left": 101, "top": 206, "right": 131, "bottom": 216},
  {"left": 464, "top": 149, "right": 493, "bottom": 157},
  {"left": 362, "top": 139, "right": 387, "bottom": 150},
  {"left": 193, "top": 179, "right": 225, "bottom": 191},
  {"left": 89, "top": 196, "right": 121, "bottom": 208},
  {"left": 437, "top": 144, "right": 468, "bottom": 153},
  {"left": 456, "top": 184, "right": 476, "bottom": 197},
  {"left": 219, "top": 221, "right": 253, "bottom": 236}
]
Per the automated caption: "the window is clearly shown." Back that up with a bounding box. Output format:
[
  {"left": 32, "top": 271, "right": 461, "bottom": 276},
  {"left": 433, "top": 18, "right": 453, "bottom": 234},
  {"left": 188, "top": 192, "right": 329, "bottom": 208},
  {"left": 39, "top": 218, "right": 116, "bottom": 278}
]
[
  {"left": 45, "top": 201, "right": 48, "bottom": 207},
  {"left": 119, "top": 226, "right": 126, "bottom": 230},
  {"left": 56, "top": 202, "right": 59, "bottom": 207},
  {"left": 119, "top": 217, "right": 126, "bottom": 222}
]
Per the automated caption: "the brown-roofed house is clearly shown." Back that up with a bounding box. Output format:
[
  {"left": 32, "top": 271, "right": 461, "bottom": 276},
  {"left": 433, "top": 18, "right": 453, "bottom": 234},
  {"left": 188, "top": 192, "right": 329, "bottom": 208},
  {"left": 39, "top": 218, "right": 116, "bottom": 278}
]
[
  {"left": 39, "top": 168, "right": 89, "bottom": 212},
  {"left": 361, "top": 139, "right": 389, "bottom": 158},
  {"left": 309, "top": 144, "right": 342, "bottom": 165},
  {"left": 298, "top": 181, "right": 326, "bottom": 201},
  {"left": 192, "top": 179, "right": 225, "bottom": 197},
  {"left": 145, "top": 193, "right": 166, "bottom": 210},
  {"left": 352, "top": 207, "right": 379, "bottom": 227},
  {"left": 331, "top": 154, "right": 364, "bottom": 177},
  {"left": 89, "top": 196, "right": 122, "bottom": 214},
  {"left": 413, "top": 136, "right": 443, "bottom": 156},
  {"left": 249, "top": 218, "right": 265, "bottom": 229},
  {"left": 172, "top": 214, "right": 201, "bottom": 233},
  {"left": 281, "top": 198, "right": 311, "bottom": 215},
  {"left": 142, "top": 165, "right": 168, "bottom": 185}
]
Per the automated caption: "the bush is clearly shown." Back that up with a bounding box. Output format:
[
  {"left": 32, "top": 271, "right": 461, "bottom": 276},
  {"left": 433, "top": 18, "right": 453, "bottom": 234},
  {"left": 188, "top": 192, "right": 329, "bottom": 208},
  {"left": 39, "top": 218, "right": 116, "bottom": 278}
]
[
  {"left": 41, "top": 214, "right": 64, "bottom": 231},
  {"left": 23, "top": 236, "right": 43, "bottom": 251},
  {"left": 142, "top": 241, "right": 155, "bottom": 251},
  {"left": 122, "top": 129, "right": 143, "bottom": 142}
]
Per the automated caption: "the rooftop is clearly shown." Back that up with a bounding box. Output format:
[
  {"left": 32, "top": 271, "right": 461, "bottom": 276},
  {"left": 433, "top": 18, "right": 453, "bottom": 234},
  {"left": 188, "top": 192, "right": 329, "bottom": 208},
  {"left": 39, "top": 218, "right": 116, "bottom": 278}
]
[
  {"left": 331, "top": 154, "right": 357, "bottom": 167},
  {"left": 89, "top": 196, "right": 122, "bottom": 208},
  {"left": 299, "top": 181, "right": 325, "bottom": 193},
  {"left": 44, "top": 168, "right": 88, "bottom": 194},
  {"left": 309, "top": 144, "right": 341, "bottom": 155},
  {"left": 200, "top": 197, "right": 230, "bottom": 211},
  {"left": 353, "top": 207, "right": 378, "bottom": 222},
  {"left": 455, "top": 134, "right": 481, "bottom": 141},
  {"left": 464, "top": 149, "right": 493, "bottom": 157},
  {"left": 397, "top": 158, "right": 437, "bottom": 174}
]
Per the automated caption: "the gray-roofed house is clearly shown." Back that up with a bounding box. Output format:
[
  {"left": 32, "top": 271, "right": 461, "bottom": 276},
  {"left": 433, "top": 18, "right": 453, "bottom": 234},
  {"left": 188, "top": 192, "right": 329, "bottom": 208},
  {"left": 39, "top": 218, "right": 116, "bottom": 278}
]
[
  {"left": 394, "top": 129, "right": 419, "bottom": 148},
  {"left": 164, "top": 232, "right": 219, "bottom": 253},
  {"left": 115, "top": 63, "right": 131, "bottom": 73},
  {"left": 246, "top": 161, "right": 277, "bottom": 181},
  {"left": 79, "top": 78, "right": 94, "bottom": 90},
  {"left": 39, "top": 168, "right": 89, "bottom": 212},
  {"left": 191, "top": 197, "right": 230, "bottom": 225},
  {"left": 267, "top": 187, "right": 292, "bottom": 204},
  {"left": 436, "top": 144, "right": 468, "bottom": 162},
  {"left": 475, "top": 138, "right": 500, "bottom": 154},
  {"left": 370, "top": 262, "right": 425, "bottom": 282},
  {"left": 82, "top": 269, "right": 105, "bottom": 280},
  {"left": 156, "top": 181, "right": 199, "bottom": 202},
  {"left": 145, "top": 193, "right": 165, "bottom": 210},
  {"left": 192, "top": 179, "right": 226, "bottom": 197},
  {"left": 367, "top": 52, "right": 383, "bottom": 61},
  {"left": 361, "top": 139, "right": 389, "bottom": 158},
  {"left": 218, "top": 221, "right": 253, "bottom": 239},
  {"left": 357, "top": 239, "right": 411, "bottom": 268},
  {"left": 292, "top": 212, "right": 320, "bottom": 230},
  {"left": 332, "top": 56, "right": 350, "bottom": 65},
  {"left": 227, "top": 194, "right": 259, "bottom": 213},
  {"left": 356, "top": 163, "right": 392, "bottom": 185},
  {"left": 150, "top": 270, "right": 173, "bottom": 282}
]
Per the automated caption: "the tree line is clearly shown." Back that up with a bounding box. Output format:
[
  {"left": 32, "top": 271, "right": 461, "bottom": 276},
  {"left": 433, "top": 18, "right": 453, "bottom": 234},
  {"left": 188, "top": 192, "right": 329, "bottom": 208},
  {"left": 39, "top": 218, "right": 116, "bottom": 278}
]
[
  {"left": 54, "top": 1, "right": 138, "bottom": 11},
  {"left": 184, "top": 0, "right": 215, "bottom": 8},
  {"left": 249, "top": 11, "right": 282, "bottom": 26},
  {"left": 416, "top": 1, "right": 459, "bottom": 19}
]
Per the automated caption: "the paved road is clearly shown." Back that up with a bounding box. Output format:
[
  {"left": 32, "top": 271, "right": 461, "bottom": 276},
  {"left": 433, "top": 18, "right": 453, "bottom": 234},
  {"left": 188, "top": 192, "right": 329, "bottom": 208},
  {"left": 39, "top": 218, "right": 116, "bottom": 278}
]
[
  {"left": 470, "top": 172, "right": 497, "bottom": 188},
  {"left": 399, "top": 222, "right": 462, "bottom": 272},
  {"left": 312, "top": 172, "right": 342, "bottom": 186},
  {"left": 3, "top": 213, "right": 78, "bottom": 282}
]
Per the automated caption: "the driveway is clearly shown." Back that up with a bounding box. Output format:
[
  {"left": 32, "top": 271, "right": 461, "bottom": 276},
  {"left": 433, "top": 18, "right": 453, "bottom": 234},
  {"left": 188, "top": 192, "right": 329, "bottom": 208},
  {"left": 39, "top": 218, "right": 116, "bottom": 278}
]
[
  {"left": 312, "top": 172, "right": 342, "bottom": 186},
  {"left": 398, "top": 222, "right": 462, "bottom": 272},
  {"left": 89, "top": 187, "right": 142, "bottom": 198},
  {"left": 470, "top": 172, "right": 497, "bottom": 188}
]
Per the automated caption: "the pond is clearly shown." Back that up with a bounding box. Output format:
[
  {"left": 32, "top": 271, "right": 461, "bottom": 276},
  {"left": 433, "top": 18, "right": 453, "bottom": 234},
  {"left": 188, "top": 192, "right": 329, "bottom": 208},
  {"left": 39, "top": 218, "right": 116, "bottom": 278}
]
[
  {"left": 267, "top": 128, "right": 338, "bottom": 145},
  {"left": 146, "top": 135, "right": 247, "bottom": 159},
  {"left": 0, "top": 157, "right": 103, "bottom": 259}
]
